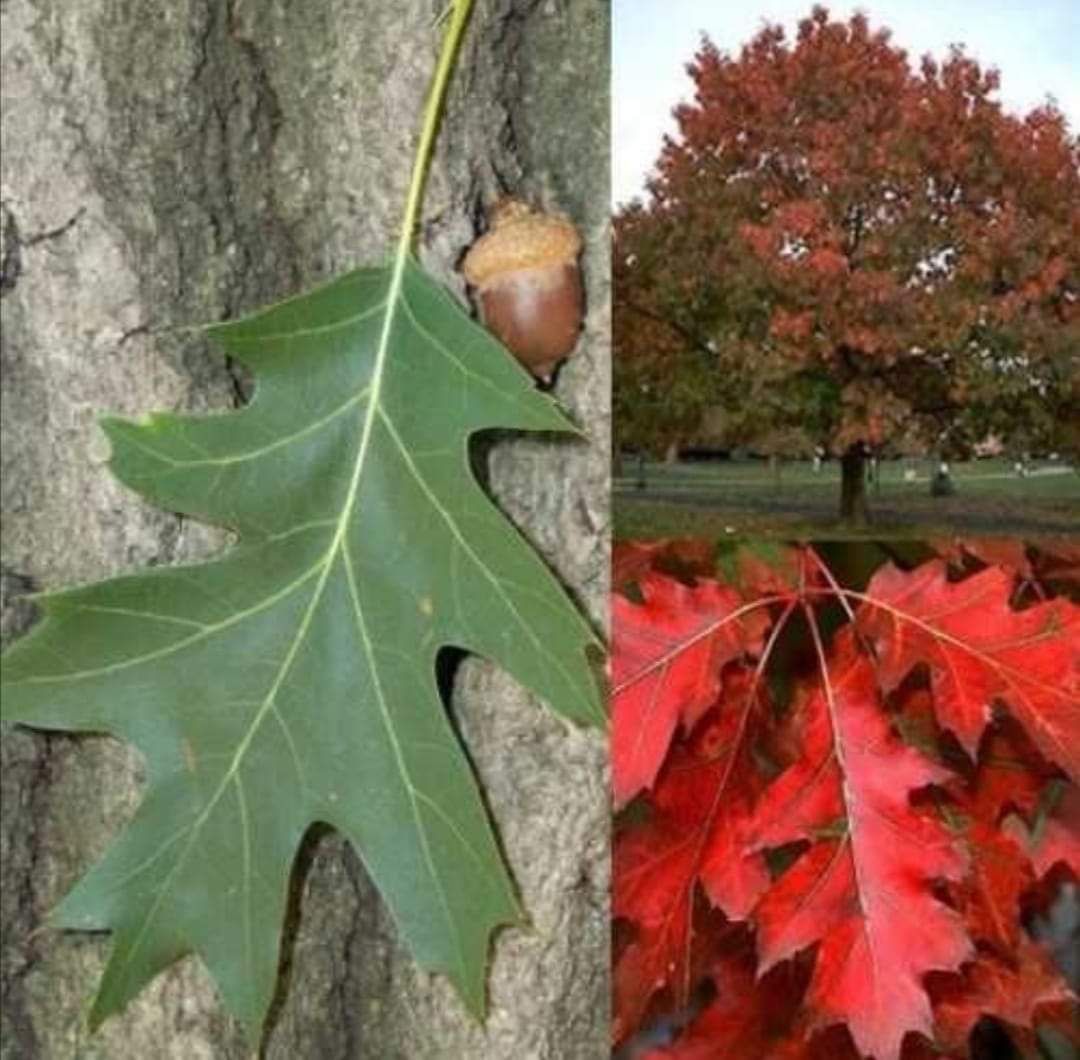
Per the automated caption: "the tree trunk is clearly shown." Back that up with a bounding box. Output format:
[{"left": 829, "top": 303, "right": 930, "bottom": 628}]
[
  {"left": 0, "top": 2, "right": 609, "bottom": 1058},
  {"left": 839, "top": 444, "right": 870, "bottom": 525}
]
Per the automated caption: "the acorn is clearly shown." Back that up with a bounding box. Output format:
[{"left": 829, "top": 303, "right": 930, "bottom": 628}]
[{"left": 462, "top": 199, "right": 584, "bottom": 381}]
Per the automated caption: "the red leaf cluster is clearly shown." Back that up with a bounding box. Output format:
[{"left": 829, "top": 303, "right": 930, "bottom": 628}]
[{"left": 613, "top": 541, "right": 1079, "bottom": 1060}]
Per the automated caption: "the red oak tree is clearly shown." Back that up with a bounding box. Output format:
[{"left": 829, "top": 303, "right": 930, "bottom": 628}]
[{"left": 614, "top": 6, "right": 1079, "bottom": 521}]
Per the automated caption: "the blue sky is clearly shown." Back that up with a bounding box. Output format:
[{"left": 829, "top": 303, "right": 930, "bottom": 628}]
[{"left": 613, "top": 1, "right": 1080, "bottom": 205}]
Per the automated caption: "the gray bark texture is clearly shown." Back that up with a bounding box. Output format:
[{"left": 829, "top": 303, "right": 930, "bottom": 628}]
[{"left": 0, "top": 1, "right": 610, "bottom": 1057}]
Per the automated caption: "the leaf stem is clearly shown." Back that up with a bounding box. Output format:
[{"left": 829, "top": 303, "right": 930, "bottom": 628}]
[{"left": 396, "top": 0, "right": 475, "bottom": 263}]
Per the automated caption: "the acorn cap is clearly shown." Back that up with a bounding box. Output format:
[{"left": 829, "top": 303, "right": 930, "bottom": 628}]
[{"left": 462, "top": 200, "right": 582, "bottom": 289}]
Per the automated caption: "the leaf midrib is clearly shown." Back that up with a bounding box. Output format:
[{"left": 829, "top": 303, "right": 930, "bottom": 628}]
[{"left": 99, "top": 255, "right": 410, "bottom": 995}]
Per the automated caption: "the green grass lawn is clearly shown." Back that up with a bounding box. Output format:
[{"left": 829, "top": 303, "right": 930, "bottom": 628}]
[{"left": 614, "top": 457, "right": 1080, "bottom": 539}]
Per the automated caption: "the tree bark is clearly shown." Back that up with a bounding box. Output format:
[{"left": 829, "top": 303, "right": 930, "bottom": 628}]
[
  {"left": 0, "top": 2, "right": 609, "bottom": 1058},
  {"left": 769, "top": 453, "right": 781, "bottom": 489},
  {"left": 839, "top": 444, "right": 870, "bottom": 525}
]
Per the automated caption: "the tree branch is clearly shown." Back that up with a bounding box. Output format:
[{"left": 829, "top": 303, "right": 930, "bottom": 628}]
[{"left": 615, "top": 296, "right": 719, "bottom": 361}]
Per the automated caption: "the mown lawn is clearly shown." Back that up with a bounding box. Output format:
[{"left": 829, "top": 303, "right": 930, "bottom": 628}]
[{"left": 613, "top": 457, "right": 1080, "bottom": 539}]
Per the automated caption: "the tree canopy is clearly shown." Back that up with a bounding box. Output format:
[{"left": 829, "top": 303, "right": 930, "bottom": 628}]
[{"left": 615, "top": 5, "right": 1079, "bottom": 503}]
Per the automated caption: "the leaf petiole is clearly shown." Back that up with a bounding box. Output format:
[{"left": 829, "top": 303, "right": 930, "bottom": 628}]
[{"left": 397, "top": 0, "right": 475, "bottom": 262}]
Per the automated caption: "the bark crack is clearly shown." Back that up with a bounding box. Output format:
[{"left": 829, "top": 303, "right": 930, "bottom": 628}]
[
  {"left": 0, "top": 205, "right": 85, "bottom": 299},
  {"left": 22, "top": 208, "right": 85, "bottom": 248},
  {"left": 1, "top": 569, "right": 57, "bottom": 1060},
  {"left": 0, "top": 202, "right": 21, "bottom": 296}
]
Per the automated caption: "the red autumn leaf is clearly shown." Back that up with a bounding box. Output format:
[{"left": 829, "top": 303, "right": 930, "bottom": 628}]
[
  {"left": 1029, "top": 541, "right": 1080, "bottom": 593},
  {"left": 613, "top": 539, "right": 717, "bottom": 591},
  {"left": 723, "top": 542, "right": 822, "bottom": 597},
  {"left": 931, "top": 538, "right": 1034, "bottom": 581},
  {"left": 611, "top": 571, "right": 768, "bottom": 806},
  {"left": 943, "top": 724, "right": 1050, "bottom": 953},
  {"left": 613, "top": 688, "right": 771, "bottom": 1041},
  {"left": 649, "top": 539, "right": 717, "bottom": 582},
  {"left": 614, "top": 540, "right": 671, "bottom": 590},
  {"left": 949, "top": 819, "right": 1034, "bottom": 955},
  {"left": 612, "top": 784, "right": 716, "bottom": 1042},
  {"left": 958, "top": 718, "right": 1059, "bottom": 824},
  {"left": 649, "top": 1017, "right": 859, "bottom": 1060},
  {"left": 856, "top": 560, "right": 1080, "bottom": 780},
  {"left": 1002, "top": 784, "right": 1080, "bottom": 879},
  {"left": 613, "top": 544, "right": 1080, "bottom": 1059},
  {"left": 929, "top": 942, "right": 1076, "bottom": 1056},
  {"left": 640, "top": 941, "right": 824, "bottom": 1060},
  {"left": 747, "top": 637, "right": 972, "bottom": 1060}
]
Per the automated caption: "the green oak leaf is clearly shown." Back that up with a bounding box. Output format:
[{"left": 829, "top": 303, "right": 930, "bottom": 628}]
[{"left": 0, "top": 256, "right": 602, "bottom": 1036}]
